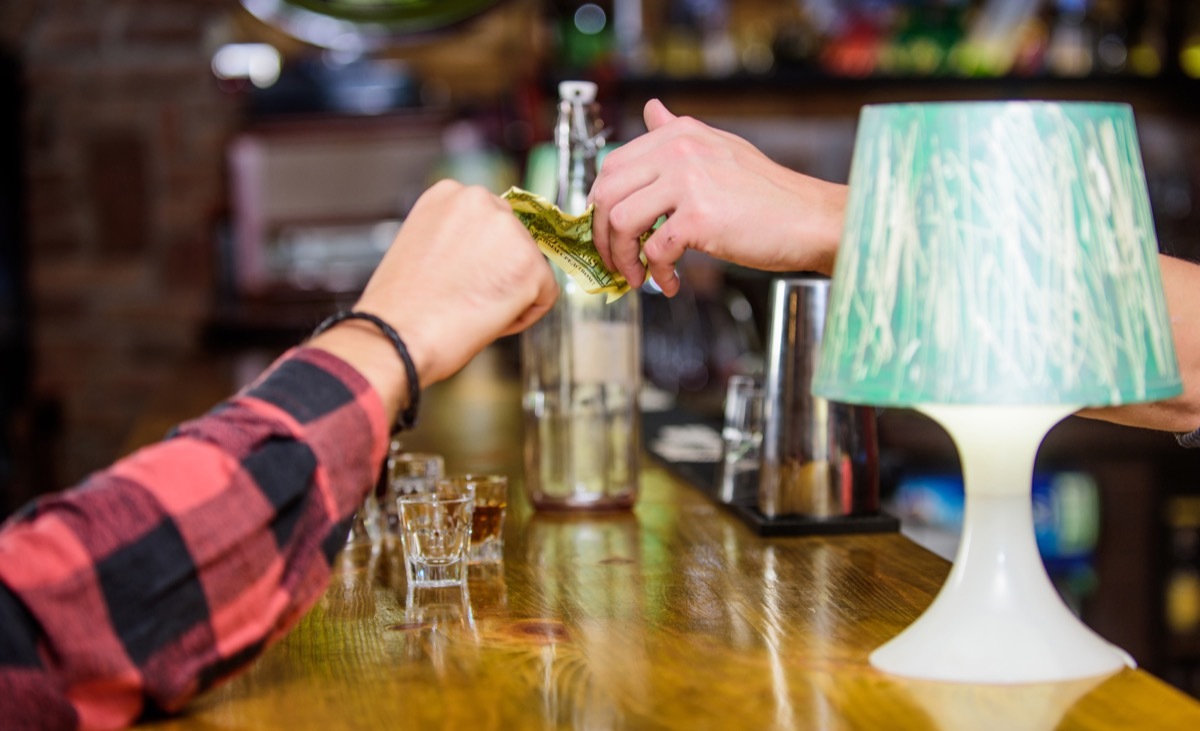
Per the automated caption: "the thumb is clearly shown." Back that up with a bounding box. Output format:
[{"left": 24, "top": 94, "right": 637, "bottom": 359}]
[{"left": 643, "top": 98, "right": 677, "bottom": 131}]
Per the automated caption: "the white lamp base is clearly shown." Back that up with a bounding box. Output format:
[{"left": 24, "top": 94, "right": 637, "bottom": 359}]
[{"left": 871, "top": 403, "right": 1134, "bottom": 684}]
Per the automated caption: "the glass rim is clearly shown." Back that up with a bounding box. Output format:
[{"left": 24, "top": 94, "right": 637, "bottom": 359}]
[
  {"left": 396, "top": 485, "right": 475, "bottom": 503},
  {"left": 438, "top": 473, "right": 508, "bottom": 485}
]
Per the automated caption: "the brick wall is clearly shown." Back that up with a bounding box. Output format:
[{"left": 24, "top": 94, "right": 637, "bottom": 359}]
[
  {"left": 3, "top": 0, "right": 239, "bottom": 494},
  {"left": 0, "top": 0, "right": 545, "bottom": 502}
]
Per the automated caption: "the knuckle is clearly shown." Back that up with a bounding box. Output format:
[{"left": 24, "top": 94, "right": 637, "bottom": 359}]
[
  {"left": 664, "top": 136, "right": 693, "bottom": 158},
  {"left": 432, "top": 178, "right": 463, "bottom": 194},
  {"left": 588, "top": 181, "right": 609, "bottom": 210},
  {"left": 682, "top": 199, "right": 712, "bottom": 231},
  {"left": 675, "top": 115, "right": 702, "bottom": 133},
  {"left": 460, "top": 184, "right": 494, "bottom": 205},
  {"left": 607, "top": 201, "right": 636, "bottom": 236},
  {"left": 597, "top": 149, "right": 624, "bottom": 173}
]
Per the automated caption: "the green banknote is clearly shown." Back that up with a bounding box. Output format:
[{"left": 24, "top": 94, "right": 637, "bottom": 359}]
[{"left": 502, "top": 186, "right": 647, "bottom": 303}]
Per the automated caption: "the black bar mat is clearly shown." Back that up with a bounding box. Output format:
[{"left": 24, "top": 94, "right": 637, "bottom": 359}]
[{"left": 643, "top": 407, "right": 899, "bottom": 537}]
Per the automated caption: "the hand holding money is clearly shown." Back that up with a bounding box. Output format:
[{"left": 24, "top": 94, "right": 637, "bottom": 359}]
[{"left": 502, "top": 186, "right": 648, "bottom": 303}]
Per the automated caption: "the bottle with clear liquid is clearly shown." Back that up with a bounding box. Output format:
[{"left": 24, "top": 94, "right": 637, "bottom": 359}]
[{"left": 521, "top": 80, "right": 641, "bottom": 511}]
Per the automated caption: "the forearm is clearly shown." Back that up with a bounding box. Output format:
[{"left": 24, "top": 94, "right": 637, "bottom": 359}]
[
  {"left": 1078, "top": 254, "right": 1200, "bottom": 434},
  {"left": 781, "top": 174, "right": 846, "bottom": 278},
  {"left": 0, "top": 347, "right": 388, "bottom": 729},
  {"left": 307, "top": 319, "right": 411, "bottom": 422}
]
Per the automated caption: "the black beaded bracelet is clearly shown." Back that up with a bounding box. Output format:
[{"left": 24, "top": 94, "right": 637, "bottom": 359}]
[{"left": 311, "top": 310, "right": 420, "bottom": 432}]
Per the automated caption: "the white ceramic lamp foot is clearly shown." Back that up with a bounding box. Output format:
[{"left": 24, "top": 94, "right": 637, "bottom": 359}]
[{"left": 870, "top": 404, "right": 1133, "bottom": 684}]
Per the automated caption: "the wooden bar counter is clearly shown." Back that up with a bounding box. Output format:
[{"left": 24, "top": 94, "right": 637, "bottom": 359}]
[{"left": 131, "top": 348, "right": 1200, "bottom": 730}]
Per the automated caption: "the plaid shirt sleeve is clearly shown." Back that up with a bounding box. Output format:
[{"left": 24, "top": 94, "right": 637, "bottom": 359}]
[{"left": 0, "top": 346, "right": 390, "bottom": 730}]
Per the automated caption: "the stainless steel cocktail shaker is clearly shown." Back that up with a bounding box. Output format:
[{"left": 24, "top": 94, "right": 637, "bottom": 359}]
[{"left": 758, "top": 277, "right": 880, "bottom": 519}]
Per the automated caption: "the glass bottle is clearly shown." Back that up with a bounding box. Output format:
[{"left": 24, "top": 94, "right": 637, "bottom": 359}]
[
  {"left": 1047, "top": 0, "right": 1095, "bottom": 77},
  {"left": 521, "top": 80, "right": 641, "bottom": 511}
]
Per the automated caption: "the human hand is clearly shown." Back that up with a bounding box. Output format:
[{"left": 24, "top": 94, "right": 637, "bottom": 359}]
[
  {"left": 589, "top": 99, "right": 847, "bottom": 296},
  {"left": 356, "top": 180, "right": 558, "bottom": 385},
  {"left": 311, "top": 180, "right": 558, "bottom": 418}
]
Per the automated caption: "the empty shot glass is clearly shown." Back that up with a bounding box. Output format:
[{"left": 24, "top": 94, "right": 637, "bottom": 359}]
[
  {"left": 344, "top": 465, "right": 386, "bottom": 548},
  {"left": 399, "top": 582, "right": 479, "bottom": 663},
  {"left": 397, "top": 479, "right": 475, "bottom": 588},
  {"left": 716, "top": 374, "right": 764, "bottom": 504},
  {"left": 385, "top": 450, "right": 445, "bottom": 537},
  {"left": 440, "top": 474, "right": 509, "bottom": 563},
  {"left": 404, "top": 582, "right": 475, "bottom": 633}
]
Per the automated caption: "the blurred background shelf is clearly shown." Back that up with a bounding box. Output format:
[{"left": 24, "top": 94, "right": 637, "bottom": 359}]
[{"left": 612, "top": 70, "right": 1200, "bottom": 111}]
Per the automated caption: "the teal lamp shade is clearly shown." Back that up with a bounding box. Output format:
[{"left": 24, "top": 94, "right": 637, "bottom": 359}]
[{"left": 812, "top": 102, "right": 1182, "bottom": 407}]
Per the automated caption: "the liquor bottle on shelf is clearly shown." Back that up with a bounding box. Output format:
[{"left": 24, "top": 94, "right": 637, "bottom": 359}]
[
  {"left": 1090, "top": 0, "right": 1130, "bottom": 74},
  {"left": 1180, "top": 0, "right": 1200, "bottom": 78},
  {"left": 520, "top": 81, "right": 641, "bottom": 512},
  {"left": 1165, "top": 497, "right": 1200, "bottom": 639},
  {"left": 553, "top": 1, "right": 617, "bottom": 73},
  {"left": 1126, "top": 0, "right": 1167, "bottom": 76},
  {"left": 1047, "top": 0, "right": 1095, "bottom": 76}
]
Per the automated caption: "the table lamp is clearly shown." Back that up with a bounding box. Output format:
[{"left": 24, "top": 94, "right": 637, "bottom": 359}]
[{"left": 812, "top": 101, "right": 1182, "bottom": 684}]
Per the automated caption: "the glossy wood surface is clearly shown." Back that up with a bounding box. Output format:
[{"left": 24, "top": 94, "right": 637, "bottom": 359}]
[{"left": 133, "top": 348, "right": 1200, "bottom": 730}]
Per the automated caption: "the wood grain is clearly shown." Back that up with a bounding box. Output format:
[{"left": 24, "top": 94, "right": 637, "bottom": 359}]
[{"left": 132, "top": 347, "right": 1200, "bottom": 730}]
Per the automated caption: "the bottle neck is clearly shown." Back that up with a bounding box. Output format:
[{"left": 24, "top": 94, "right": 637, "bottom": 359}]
[
  {"left": 554, "top": 99, "right": 603, "bottom": 216},
  {"left": 557, "top": 153, "right": 594, "bottom": 215}
]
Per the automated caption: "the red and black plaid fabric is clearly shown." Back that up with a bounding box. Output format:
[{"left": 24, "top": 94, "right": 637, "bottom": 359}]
[{"left": 0, "top": 347, "right": 387, "bottom": 730}]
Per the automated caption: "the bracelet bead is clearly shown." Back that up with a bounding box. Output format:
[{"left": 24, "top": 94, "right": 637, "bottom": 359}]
[{"left": 311, "top": 310, "right": 420, "bottom": 432}]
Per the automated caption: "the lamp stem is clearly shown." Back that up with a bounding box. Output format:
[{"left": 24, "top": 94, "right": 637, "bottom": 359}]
[{"left": 870, "top": 403, "right": 1133, "bottom": 683}]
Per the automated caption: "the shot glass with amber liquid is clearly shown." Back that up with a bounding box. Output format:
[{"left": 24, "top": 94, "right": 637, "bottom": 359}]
[{"left": 440, "top": 474, "right": 508, "bottom": 563}]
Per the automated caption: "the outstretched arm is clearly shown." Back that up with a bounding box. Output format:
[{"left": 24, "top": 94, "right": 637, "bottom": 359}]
[
  {"left": 0, "top": 181, "right": 557, "bottom": 730},
  {"left": 590, "top": 100, "right": 1200, "bottom": 438}
]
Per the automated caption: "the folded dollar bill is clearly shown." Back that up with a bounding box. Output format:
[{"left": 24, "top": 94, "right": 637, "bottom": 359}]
[{"left": 502, "top": 186, "right": 647, "bottom": 303}]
